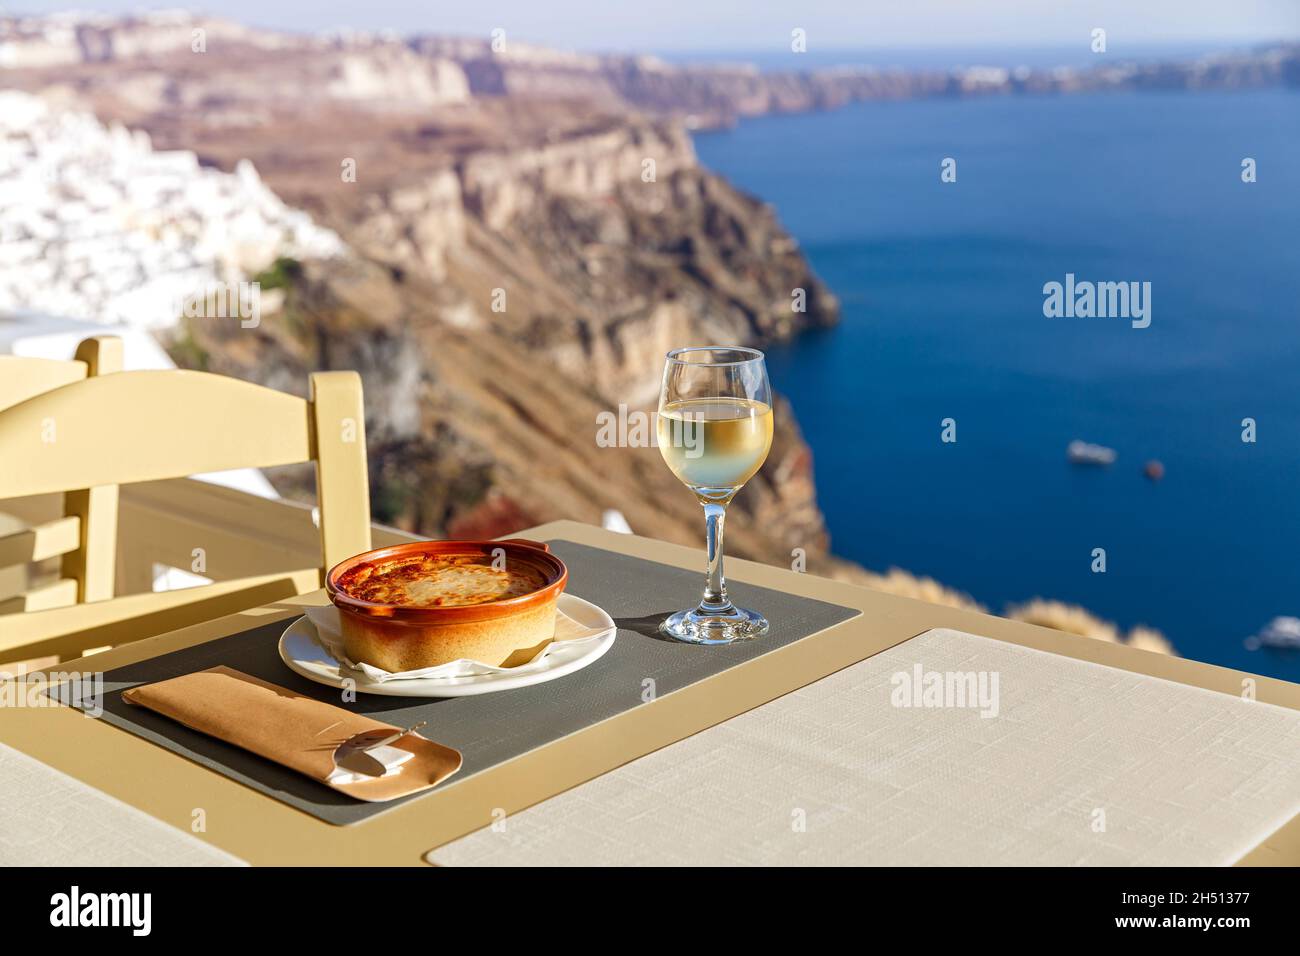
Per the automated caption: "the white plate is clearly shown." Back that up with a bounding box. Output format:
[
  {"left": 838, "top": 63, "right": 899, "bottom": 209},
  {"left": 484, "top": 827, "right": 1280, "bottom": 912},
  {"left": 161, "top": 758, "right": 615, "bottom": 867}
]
[{"left": 278, "top": 593, "right": 616, "bottom": 698}]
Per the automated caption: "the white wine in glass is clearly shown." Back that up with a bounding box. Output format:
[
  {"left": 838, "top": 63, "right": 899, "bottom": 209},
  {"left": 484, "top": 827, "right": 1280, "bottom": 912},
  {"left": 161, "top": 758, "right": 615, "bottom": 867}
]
[{"left": 656, "top": 347, "right": 773, "bottom": 644}]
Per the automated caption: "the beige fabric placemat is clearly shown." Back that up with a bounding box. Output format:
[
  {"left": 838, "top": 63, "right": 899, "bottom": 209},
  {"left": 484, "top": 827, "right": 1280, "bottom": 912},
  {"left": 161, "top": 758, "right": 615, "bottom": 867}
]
[
  {"left": 0, "top": 741, "right": 246, "bottom": 866},
  {"left": 429, "top": 627, "right": 1300, "bottom": 867}
]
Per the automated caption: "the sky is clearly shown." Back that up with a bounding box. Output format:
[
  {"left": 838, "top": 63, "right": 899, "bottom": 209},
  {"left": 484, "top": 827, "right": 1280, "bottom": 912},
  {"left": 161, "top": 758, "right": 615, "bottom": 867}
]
[{"left": 12, "top": 1, "right": 1300, "bottom": 53}]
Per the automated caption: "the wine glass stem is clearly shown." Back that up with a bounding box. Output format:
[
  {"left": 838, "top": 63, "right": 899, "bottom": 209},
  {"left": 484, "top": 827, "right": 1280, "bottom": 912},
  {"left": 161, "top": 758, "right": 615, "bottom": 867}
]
[{"left": 700, "top": 502, "right": 734, "bottom": 613}]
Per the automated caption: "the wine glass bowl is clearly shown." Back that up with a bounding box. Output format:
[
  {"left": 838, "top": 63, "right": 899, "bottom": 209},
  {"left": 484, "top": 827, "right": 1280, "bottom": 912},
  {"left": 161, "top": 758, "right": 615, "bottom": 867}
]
[{"left": 656, "top": 346, "right": 773, "bottom": 644}]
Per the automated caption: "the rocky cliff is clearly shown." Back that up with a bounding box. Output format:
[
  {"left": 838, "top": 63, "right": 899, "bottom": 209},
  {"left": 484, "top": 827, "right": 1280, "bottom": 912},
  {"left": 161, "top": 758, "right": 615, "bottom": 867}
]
[
  {"left": 412, "top": 33, "right": 1300, "bottom": 127},
  {"left": 176, "top": 252, "right": 832, "bottom": 570},
  {"left": 0, "top": 14, "right": 842, "bottom": 572}
]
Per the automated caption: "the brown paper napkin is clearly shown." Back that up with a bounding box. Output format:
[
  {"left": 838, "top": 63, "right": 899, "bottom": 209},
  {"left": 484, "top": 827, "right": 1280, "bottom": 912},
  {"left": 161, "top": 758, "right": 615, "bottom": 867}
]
[{"left": 122, "top": 666, "right": 461, "bottom": 802}]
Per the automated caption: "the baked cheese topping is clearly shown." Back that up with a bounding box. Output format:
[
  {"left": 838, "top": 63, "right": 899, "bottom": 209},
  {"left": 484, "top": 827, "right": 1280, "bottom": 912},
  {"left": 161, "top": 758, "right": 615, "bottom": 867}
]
[{"left": 338, "top": 554, "right": 548, "bottom": 608}]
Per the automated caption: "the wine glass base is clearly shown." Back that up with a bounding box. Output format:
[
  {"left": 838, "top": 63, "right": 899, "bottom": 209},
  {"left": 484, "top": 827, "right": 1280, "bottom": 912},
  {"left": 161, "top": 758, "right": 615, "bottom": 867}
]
[{"left": 659, "top": 607, "right": 769, "bottom": 645}]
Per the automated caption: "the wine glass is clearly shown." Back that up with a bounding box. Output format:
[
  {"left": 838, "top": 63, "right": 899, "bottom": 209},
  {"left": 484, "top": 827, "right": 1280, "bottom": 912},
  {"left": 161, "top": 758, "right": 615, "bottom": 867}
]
[{"left": 656, "top": 346, "right": 773, "bottom": 644}]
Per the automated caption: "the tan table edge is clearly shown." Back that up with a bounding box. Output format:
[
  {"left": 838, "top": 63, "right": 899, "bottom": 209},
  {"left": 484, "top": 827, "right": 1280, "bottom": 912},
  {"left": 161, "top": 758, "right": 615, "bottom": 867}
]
[{"left": 2, "top": 520, "right": 1296, "bottom": 866}]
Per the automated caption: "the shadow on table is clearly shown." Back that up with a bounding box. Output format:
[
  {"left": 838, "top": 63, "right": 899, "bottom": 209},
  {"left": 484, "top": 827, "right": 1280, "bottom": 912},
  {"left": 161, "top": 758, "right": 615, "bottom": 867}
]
[{"left": 614, "top": 612, "right": 679, "bottom": 643}]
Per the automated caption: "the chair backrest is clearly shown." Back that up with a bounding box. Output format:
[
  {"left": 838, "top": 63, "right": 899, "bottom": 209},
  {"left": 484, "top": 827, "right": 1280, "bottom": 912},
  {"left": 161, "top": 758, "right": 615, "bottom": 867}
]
[
  {"left": 0, "top": 351, "right": 102, "bottom": 409},
  {"left": 0, "top": 363, "right": 372, "bottom": 611},
  {"left": 0, "top": 337, "right": 123, "bottom": 609},
  {"left": 0, "top": 335, "right": 123, "bottom": 409}
]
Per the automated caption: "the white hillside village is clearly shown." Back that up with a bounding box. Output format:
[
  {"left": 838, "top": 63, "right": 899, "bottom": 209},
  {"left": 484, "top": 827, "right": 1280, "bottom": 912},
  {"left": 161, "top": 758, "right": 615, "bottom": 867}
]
[{"left": 0, "top": 90, "right": 346, "bottom": 330}]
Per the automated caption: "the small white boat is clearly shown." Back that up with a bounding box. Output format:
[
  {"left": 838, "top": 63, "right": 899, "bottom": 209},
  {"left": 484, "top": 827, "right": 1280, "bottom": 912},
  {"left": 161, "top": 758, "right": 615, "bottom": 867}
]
[
  {"left": 1067, "top": 440, "right": 1117, "bottom": 466},
  {"left": 1245, "top": 616, "right": 1300, "bottom": 651}
]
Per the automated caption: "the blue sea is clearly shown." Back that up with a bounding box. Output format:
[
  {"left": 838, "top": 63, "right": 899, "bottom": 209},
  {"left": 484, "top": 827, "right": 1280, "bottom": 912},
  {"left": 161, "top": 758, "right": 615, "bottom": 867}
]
[{"left": 694, "top": 88, "right": 1300, "bottom": 681}]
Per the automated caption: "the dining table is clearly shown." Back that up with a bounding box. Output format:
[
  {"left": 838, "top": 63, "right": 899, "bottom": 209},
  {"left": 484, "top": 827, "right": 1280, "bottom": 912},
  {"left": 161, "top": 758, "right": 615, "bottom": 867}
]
[{"left": 1, "top": 520, "right": 1297, "bottom": 867}]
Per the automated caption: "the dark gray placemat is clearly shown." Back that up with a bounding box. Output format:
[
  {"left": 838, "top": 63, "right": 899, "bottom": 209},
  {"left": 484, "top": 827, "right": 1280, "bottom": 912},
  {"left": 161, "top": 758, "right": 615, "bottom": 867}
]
[{"left": 70, "top": 540, "right": 860, "bottom": 825}]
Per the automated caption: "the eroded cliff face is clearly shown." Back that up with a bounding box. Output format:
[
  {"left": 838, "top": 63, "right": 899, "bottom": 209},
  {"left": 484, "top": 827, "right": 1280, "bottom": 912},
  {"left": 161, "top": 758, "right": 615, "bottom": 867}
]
[
  {"left": 349, "top": 169, "right": 467, "bottom": 282},
  {"left": 443, "top": 121, "right": 837, "bottom": 405},
  {"left": 178, "top": 254, "right": 833, "bottom": 572}
]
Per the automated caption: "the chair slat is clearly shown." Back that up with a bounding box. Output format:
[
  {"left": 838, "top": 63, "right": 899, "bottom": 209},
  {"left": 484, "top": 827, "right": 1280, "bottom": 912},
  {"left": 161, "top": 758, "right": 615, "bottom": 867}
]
[
  {"left": 310, "top": 371, "right": 373, "bottom": 570},
  {"left": 0, "top": 577, "right": 78, "bottom": 615},
  {"left": 0, "top": 569, "right": 319, "bottom": 665},
  {"left": 0, "top": 369, "right": 313, "bottom": 498},
  {"left": 0, "top": 516, "right": 81, "bottom": 565},
  {"left": 61, "top": 335, "right": 124, "bottom": 602},
  {"left": 62, "top": 486, "right": 118, "bottom": 602}
]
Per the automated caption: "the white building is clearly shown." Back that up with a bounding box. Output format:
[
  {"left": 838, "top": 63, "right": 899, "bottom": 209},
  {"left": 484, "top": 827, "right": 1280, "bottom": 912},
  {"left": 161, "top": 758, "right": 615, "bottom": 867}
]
[{"left": 0, "top": 90, "right": 346, "bottom": 331}]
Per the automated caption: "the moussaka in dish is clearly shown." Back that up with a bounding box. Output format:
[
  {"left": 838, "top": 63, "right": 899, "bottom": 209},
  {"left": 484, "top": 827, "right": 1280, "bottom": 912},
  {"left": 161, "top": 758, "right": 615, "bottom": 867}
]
[
  {"left": 326, "top": 540, "right": 568, "bottom": 672},
  {"left": 336, "top": 553, "right": 550, "bottom": 609}
]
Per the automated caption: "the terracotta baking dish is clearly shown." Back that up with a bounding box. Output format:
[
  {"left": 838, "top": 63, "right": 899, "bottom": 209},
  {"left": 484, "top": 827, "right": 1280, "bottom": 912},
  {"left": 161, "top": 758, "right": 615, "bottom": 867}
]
[{"left": 325, "top": 539, "right": 568, "bottom": 672}]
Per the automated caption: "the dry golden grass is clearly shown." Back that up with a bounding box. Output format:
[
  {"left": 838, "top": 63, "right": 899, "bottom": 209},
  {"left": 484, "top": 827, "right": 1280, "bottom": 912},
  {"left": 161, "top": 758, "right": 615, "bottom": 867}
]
[
  {"left": 823, "top": 560, "right": 1177, "bottom": 656},
  {"left": 860, "top": 568, "right": 985, "bottom": 613},
  {"left": 1006, "top": 599, "right": 1121, "bottom": 643},
  {"left": 1124, "top": 626, "right": 1177, "bottom": 656},
  {"left": 1006, "top": 599, "right": 1175, "bottom": 656}
]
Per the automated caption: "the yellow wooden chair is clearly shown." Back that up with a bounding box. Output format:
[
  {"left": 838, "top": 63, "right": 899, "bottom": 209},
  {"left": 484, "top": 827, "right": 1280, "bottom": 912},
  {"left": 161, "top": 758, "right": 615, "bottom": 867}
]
[
  {"left": 0, "top": 336, "right": 123, "bottom": 616},
  {"left": 0, "top": 362, "right": 372, "bottom": 665}
]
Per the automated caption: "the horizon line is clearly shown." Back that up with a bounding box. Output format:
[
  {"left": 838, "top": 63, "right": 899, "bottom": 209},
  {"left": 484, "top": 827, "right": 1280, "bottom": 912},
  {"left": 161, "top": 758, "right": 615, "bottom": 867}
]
[{"left": 7, "top": 11, "right": 1297, "bottom": 56}]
